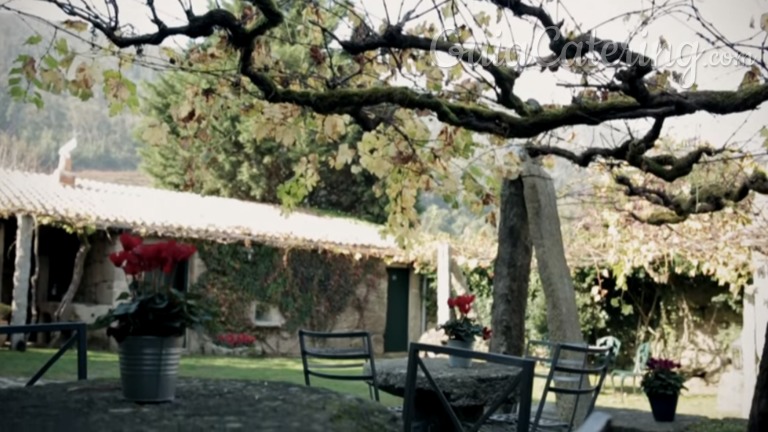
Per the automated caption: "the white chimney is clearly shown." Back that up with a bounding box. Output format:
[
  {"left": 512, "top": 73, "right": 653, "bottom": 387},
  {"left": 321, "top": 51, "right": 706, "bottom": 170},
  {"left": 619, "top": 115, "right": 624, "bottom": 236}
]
[{"left": 53, "top": 136, "right": 77, "bottom": 187}]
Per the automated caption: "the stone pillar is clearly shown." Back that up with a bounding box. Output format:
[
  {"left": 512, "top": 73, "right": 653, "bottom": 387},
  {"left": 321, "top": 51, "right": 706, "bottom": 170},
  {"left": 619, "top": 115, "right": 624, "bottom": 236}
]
[
  {"left": 522, "top": 162, "right": 586, "bottom": 424},
  {"left": 744, "top": 252, "right": 768, "bottom": 418},
  {"left": 10, "top": 214, "right": 34, "bottom": 350},
  {"left": 521, "top": 162, "right": 583, "bottom": 345},
  {"left": 743, "top": 285, "right": 756, "bottom": 419},
  {"left": 0, "top": 223, "right": 4, "bottom": 298},
  {"left": 449, "top": 259, "right": 469, "bottom": 296},
  {"left": 436, "top": 243, "right": 451, "bottom": 325}
]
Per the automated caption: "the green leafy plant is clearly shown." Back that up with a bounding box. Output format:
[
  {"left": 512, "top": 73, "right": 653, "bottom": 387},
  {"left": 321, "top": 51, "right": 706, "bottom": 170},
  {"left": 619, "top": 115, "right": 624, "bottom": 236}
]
[
  {"left": 0, "top": 303, "right": 11, "bottom": 321},
  {"left": 93, "top": 233, "right": 213, "bottom": 343},
  {"left": 641, "top": 357, "right": 687, "bottom": 396},
  {"left": 439, "top": 294, "right": 491, "bottom": 343}
]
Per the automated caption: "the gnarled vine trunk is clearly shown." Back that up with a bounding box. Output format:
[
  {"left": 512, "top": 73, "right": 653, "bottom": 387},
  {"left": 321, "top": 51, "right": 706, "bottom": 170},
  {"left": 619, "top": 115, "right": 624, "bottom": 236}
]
[
  {"left": 29, "top": 224, "right": 39, "bottom": 325},
  {"left": 490, "top": 176, "right": 532, "bottom": 357},
  {"left": 50, "top": 236, "right": 90, "bottom": 346}
]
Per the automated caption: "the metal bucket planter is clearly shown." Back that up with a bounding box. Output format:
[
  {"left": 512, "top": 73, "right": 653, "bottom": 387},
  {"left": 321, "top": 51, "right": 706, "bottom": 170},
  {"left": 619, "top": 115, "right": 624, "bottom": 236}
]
[
  {"left": 118, "top": 335, "right": 183, "bottom": 403},
  {"left": 446, "top": 339, "right": 474, "bottom": 368}
]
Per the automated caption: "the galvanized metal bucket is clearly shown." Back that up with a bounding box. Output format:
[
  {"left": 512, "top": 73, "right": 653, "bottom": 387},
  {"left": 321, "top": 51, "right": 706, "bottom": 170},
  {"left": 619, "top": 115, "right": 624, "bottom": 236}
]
[
  {"left": 446, "top": 339, "right": 474, "bottom": 368},
  {"left": 118, "top": 335, "right": 183, "bottom": 403}
]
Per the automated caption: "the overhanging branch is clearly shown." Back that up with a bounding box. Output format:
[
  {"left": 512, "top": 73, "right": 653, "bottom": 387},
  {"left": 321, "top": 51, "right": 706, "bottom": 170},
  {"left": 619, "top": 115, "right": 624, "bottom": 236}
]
[
  {"left": 24, "top": 1, "right": 768, "bottom": 140},
  {"left": 616, "top": 170, "right": 768, "bottom": 224}
]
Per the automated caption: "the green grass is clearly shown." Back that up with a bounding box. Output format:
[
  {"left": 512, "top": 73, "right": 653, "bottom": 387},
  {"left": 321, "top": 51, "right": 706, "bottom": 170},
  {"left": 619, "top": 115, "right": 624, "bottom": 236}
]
[
  {"left": 0, "top": 349, "right": 726, "bottom": 419},
  {"left": 0, "top": 348, "right": 402, "bottom": 405}
]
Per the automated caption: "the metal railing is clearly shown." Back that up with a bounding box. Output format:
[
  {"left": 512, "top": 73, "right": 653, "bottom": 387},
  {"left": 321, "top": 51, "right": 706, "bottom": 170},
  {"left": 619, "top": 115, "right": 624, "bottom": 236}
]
[{"left": 0, "top": 322, "right": 88, "bottom": 386}]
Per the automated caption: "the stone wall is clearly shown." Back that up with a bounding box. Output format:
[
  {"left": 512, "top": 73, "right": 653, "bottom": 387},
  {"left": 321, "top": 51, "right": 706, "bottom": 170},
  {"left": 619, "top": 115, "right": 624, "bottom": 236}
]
[
  {"left": 75, "top": 238, "right": 421, "bottom": 357},
  {"left": 187, "top": 259, "right": 422, "bottom": 357}
]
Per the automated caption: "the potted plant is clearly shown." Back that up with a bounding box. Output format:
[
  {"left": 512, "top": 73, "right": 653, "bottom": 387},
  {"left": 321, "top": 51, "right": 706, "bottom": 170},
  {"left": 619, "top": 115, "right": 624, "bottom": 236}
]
[
  {"left": 94, "top": 233, "right": 212, "bottom": 403},
  {"left": 641, "top": 357, "right": 687, "bottom": 422},
  {"left": 439, "top": 294, "right": 491, "bottom": 368}
]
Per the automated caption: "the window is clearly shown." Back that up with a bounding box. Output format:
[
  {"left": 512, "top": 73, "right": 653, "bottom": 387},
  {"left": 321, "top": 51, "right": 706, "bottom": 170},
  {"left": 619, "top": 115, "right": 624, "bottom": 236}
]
[{"left": 250, "top": 301, "right": 285, "bottom": 327}]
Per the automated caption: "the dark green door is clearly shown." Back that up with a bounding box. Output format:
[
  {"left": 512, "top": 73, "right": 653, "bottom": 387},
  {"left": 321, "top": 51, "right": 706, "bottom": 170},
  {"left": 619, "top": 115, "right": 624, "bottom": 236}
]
[{"left": 384, "top": 268, "right": 410, "bottom": 352}]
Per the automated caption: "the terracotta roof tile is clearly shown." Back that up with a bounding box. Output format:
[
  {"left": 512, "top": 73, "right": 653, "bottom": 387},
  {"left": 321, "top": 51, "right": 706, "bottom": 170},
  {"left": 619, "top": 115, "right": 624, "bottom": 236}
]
[{"left": 0, "top": 168, "right": 400, "bottom": 257}]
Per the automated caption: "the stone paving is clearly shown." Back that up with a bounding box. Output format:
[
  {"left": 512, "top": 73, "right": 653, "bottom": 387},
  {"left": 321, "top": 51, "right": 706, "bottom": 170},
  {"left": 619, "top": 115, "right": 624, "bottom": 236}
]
[
  {"left": 0, "top": 376, "right": 728, "bottom": 432},
  {"left": 0, "top": 377, "right": 59, "bottom": 389}
]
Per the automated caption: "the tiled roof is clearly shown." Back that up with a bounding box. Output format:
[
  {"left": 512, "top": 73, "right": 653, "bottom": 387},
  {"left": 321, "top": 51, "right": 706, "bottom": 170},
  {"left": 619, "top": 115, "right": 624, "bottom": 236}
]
[{"left": 0, "top": 168, "right": 401, "bottom": 257}]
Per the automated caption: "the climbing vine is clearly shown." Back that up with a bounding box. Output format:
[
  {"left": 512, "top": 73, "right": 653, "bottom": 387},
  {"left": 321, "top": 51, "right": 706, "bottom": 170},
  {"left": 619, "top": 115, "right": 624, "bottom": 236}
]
[{"left": 192, "top": 241, "right": 384, "bottom": 335}]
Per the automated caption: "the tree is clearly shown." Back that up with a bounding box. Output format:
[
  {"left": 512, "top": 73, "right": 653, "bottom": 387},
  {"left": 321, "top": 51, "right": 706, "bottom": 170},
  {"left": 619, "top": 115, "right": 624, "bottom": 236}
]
[
  {"left": 5, "top": 1, "right": 768, "bottom": 426},
  {"left": 0, "top": 14, "right": 152, "bottom": 171},
  {"left": 138, "top": 14, "right": 389, "bottom": 222}
]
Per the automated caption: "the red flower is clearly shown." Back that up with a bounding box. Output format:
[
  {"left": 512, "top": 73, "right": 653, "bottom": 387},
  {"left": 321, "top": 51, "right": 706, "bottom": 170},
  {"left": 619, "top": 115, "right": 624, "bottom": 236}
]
[
  {"left": 482, "top": 326, "right": 492, "bottom": 341},
  {"left": 646, "top": 357, "right": 682, "bottom": 371},
  {"left": 447, "top": 294, "right": 477, "bottom": 316},
  {"left": 109, "top": 250, "right": 128, "bottom": 267},
  {"left": 216, "top": 332, "right": 256, "bottom": 348},
  {"left": 110, "top": 235, "right": 196, "bottom": 279},
  {"left": 119, "top": 233, "right": 143, "bottom": 252}
]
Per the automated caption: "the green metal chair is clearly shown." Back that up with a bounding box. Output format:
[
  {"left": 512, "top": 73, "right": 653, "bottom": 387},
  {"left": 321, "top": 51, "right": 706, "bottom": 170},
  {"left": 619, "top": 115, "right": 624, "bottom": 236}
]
[
  {"left": 609, "top": 341, "right": 651, "bottom": 396},
  {"left": 595, "top": 336, "right": 621, "bottom": 368}
]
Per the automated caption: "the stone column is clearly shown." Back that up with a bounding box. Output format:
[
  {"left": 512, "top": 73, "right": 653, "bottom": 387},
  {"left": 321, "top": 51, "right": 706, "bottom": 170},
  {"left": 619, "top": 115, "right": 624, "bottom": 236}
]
[
  {"left": 437, "top": 243, "right": 451, "bottom": 325},
  {"left": 522, "top": 162, "right": 586, "bottom": 424},
  {"left": 744, "top": 252, "right": 768, "bottom": 418},
  {"left": 0, "top": 223, "right": 5, "bottom": 298},
  {"left": 521, "top": 163, "right": 583, "bottom": 346},
  {"left": 743, "top": 285, "right": 757, "bottom": 419},
  {"left": 10, "top": 214, "right": 34, "bottom": 350}
]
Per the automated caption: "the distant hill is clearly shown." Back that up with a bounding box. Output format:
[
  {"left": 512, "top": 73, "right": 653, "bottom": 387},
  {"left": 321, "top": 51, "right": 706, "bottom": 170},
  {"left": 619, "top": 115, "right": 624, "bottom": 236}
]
[{"left": 0, "top": 12, "right": 160, "bottom": 172}]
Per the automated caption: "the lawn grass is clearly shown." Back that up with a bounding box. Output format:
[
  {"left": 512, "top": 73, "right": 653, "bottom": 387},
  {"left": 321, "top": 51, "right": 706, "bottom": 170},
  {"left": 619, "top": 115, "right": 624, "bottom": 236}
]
[
  {"left": 0, "top": 348, "right": 730, "bottom": 419},
  {"left": 0, "top": 348, "right": 402, "bottom": 405}
]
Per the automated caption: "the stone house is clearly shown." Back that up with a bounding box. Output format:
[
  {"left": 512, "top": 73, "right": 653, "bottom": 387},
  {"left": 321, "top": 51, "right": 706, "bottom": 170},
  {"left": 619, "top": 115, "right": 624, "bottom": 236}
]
[{"left": 0, "top": 163, "right": 427, "bottom": 356}]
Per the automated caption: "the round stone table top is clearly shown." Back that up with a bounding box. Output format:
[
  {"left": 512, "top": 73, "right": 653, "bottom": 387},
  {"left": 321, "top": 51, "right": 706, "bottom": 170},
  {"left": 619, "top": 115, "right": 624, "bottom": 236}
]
[
  {"left": 367, "top": 357, "right": 522, "bottom": 407},
  {"left": 0, "top": 378, "right": 402, "bottom": 432}
]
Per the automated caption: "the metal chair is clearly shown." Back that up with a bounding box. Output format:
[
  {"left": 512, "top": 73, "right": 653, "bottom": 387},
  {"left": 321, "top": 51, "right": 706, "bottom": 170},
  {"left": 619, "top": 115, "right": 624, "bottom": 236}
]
[
  {"left": 402, "top": 342, "right": 536, "bottom": 432},
  {"left": 609, "top": 341, "right": 651, "bottom": 395},
  {"left": 298, "top": 329, "right": 380, "bottom": 401},
  {"left": 595, "top": 336, "right": 621, "bottom": 363},
  {"left": 491, "top": 341, "right": 613, "bottom": 431},
  {"left": 532, "top": 343, "right": 613, "bottom": 431}
]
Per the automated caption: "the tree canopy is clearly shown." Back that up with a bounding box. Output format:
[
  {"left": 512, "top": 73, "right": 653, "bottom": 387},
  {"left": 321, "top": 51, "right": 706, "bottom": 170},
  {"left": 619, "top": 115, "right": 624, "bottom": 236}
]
[
  {"left": 3, "top": 0, "right": 767, "bottom": 245},
  {"left": 137, "top": 2, "right": 389, "bottom": 223}
]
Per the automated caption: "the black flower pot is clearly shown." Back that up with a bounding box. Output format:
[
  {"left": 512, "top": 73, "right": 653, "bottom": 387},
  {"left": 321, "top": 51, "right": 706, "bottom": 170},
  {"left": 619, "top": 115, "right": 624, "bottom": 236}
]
[{"left": 646, "top": 393, "right": 679, "bottom": 422}]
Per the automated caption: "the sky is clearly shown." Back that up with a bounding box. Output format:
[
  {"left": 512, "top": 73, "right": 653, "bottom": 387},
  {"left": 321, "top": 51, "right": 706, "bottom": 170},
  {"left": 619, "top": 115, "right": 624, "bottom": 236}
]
[{"left": 5, "top": 0, "right": 768, "bottom": 153}]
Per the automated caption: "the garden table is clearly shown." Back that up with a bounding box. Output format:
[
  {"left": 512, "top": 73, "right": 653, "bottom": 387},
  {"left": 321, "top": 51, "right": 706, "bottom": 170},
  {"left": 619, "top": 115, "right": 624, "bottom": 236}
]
[
  {"left": 0, "top": 377, "right": 402, "bottom": 432},
  {"left": 366, "top": 357, "right": 522, "bottom": 430}
]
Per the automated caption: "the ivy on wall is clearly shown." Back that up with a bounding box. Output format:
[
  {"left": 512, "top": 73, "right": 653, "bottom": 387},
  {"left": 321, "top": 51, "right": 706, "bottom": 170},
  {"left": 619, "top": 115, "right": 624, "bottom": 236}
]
[
  {"left": 422, "top": 259, "right": 745, "bottom": 374},
  {"left": 192, "top": 241, "right": 384, "bottom": 335}
]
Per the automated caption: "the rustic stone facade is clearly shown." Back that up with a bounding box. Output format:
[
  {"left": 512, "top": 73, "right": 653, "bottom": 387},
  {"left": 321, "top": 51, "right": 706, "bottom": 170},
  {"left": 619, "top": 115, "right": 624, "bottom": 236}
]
[{"left": 55, "top": 238, "right": 421, "bottom": 356}]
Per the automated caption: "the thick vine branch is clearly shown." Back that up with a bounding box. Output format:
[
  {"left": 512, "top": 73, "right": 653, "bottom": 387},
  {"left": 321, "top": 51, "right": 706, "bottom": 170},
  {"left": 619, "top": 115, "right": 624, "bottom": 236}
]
[
  {"left": 490, "top": 0, "right": 655, "bottom": 84},
  {"left": 330, "top": 23, "right": 527, "bottom": 114},
  {"left": 527, "top": 118, "right": 725, "bottom": 183},
  {"left": 616, "top": 170, "right": 768, "bottom": 225},
  {"left": 29, "top": 1, "right": 768, "bottom": 140}
]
